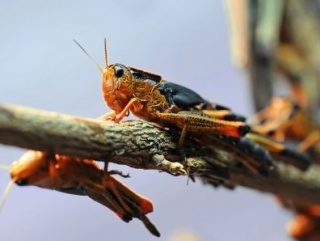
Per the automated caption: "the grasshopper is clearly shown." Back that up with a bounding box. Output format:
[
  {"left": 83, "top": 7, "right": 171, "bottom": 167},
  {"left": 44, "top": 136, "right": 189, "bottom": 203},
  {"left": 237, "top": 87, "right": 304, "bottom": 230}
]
[{"left": 0, "top": 150, "right": 160, "bottom": 237}]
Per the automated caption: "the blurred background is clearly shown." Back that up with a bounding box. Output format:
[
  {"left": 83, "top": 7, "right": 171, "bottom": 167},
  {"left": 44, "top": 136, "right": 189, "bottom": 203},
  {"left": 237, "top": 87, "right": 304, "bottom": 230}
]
[{"left": 0, "top": 1, "right": 293, "bottom": 240}]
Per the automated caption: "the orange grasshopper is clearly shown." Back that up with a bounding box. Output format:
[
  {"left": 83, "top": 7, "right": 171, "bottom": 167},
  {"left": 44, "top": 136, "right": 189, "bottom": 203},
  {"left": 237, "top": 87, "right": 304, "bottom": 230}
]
[
  {"left": 0, "top": 150, "right": 160, "bottom": 237},
  {"left": 74, "top": 39, "right": 250, "bottom": 149},
  {"left": 244, "top": 96, "right": 318, "bottom": 170},
  {"left": 250, "top": 97, "right": 320, "bottom": 155}
]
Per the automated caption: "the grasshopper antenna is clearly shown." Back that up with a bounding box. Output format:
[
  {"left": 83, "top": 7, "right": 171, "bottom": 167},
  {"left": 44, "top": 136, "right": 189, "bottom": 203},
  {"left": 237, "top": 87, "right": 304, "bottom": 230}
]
[
  {"left": 0, "top": 164, "right": 10, "bottom": 170},
  {"left": 104, "top": 37, "right": 109, "bottom": 68},
  {"left": 0, "top": 162, "right": 14, "bottom": 213},
  {"left": 73, "top": 39, "right": 104, "bottom": 73},
  {"left": 0, "top": 180, "right": 15, "bottom": 213}
]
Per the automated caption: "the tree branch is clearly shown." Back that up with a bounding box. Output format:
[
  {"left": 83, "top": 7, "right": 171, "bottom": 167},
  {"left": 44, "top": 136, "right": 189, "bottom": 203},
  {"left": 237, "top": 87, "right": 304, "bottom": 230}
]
[{"left": 1, "top": 104, "right": 320, "bottom": 204}]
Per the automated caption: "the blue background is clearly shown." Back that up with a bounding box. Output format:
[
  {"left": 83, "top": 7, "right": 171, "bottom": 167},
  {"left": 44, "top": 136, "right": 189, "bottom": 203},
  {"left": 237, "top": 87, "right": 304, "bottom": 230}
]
[{"left": 0, "top": 1, "right": 293, "bottom": 240}]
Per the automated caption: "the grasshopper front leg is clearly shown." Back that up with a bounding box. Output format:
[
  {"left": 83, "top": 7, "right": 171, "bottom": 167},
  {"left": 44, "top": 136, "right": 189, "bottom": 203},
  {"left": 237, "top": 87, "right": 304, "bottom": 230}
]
[{"left": 98, "top": 98, "right": 142, "bottom": 122}]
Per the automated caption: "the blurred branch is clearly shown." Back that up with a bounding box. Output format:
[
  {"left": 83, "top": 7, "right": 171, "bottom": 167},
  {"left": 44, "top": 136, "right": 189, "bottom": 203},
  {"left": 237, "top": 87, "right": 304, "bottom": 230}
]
[
  {"left": 226, "top": 0, "right": 320, "bottom": 115},
  {"left": 226, "top": 0, "right": 284, "bottom": 110},
  {"left": 1, "top": 104, "right": 320, "bottom": 204},
  {"left": 246, "top": 0, "right": 284, "bottom": 111}
]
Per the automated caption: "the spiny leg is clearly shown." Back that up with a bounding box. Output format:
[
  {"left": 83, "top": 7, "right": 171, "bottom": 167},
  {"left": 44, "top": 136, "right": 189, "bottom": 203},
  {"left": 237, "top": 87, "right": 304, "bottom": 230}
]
[
  {"left": 100, "top": 174, "right": 160, "bottom": 236},
  {"left": 156, "top": 111, "right": 250, "bottom": 147},
  {"left": 179, "top": 124, "right": 188, "bottom": 148},
  {"left": 102, "top": 162, "right": 134, "bottom": 216},
  {"left": 247, "top": 132, "right": 312, "bottom": 170},
  {"left": 85, "top": 188, "right": 133, "bottom": 222},
  {"left": 139, "top": 215, "right": 161, "bottom": 237},
  {"left": 246, "top": 133, "right": 287, "bottom": 153}
]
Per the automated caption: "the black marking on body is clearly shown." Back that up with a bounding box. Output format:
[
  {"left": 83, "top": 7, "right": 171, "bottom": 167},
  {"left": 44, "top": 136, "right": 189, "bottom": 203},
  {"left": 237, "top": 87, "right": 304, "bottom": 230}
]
[
  {"left": 157, "top": 82, "right": 207, "bottom": 109},
  {"left": 129, "top": 66, "right": 162, "bottom": 85}
]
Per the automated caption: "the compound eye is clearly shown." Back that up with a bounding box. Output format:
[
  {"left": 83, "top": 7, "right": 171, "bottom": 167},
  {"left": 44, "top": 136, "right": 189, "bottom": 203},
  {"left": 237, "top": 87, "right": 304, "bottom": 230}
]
[
  {"left": 15, "top": 179, "right": 28, "bottom": 186},
  {"left": 114, "top": 65, "right": 124, "bottom": 78}
]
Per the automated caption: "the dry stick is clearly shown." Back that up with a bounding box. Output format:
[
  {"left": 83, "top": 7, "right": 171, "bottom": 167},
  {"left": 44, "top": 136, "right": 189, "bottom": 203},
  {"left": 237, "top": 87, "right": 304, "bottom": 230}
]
[{"left": 1, "top": 104, "right": 320, "bottom": 204}]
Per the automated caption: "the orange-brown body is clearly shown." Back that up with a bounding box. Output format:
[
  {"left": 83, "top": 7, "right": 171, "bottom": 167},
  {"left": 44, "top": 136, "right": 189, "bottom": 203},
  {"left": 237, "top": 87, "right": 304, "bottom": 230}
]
[
  {"left": 101, "top": 62, "right": 250, "bottom": 144},
  {"left": 72, "top": 39, "right": 250, "bottom": 144},
  {"left": 9, "top": 150, "right": 160, "bottom": 237}
]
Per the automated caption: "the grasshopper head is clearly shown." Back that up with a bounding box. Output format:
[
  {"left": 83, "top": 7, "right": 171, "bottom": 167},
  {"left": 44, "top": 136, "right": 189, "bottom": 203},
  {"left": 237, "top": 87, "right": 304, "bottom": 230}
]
[
  {"left": 73, "top": 39, "right": 137, "bottom": 114},
  {"left": 10, "top": 150, "right": 49, "bottom": 186},
  {"left": 102, "top": 63, "right": 135, "bottom": 113}
]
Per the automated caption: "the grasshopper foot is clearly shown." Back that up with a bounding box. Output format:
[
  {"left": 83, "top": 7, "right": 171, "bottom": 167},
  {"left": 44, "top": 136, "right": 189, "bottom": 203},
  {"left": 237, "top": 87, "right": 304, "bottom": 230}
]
[
  {"left": 98, "top": 111, "right": 116, "bottom": 121},
  {"left": 160, "top": 160, "right": 186, "bottom": 175},
  {"left": 153, "top": 154, "right": 186, "bottom": 175},
  {"left": 108, "top": 170, "right": 130, "bottom": 178}
]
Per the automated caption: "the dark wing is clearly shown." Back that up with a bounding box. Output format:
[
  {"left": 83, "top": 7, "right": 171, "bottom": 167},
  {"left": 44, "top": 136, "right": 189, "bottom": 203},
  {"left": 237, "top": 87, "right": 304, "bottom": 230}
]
[
  {"left": 129, "top": 66, "right": 162, "bottom": 85},
  {"left": 157, "top": 82, "right": 207, "bottom": 108}
]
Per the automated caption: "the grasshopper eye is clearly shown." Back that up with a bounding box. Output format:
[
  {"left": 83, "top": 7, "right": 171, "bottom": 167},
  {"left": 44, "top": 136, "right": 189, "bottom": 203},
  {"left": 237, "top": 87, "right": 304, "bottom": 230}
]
[
  {"left": 15, "top": 179, "right": 28, "bottom": 186},
  {"left": 114, "top": 65, "right": 124, "bottom": 78}
]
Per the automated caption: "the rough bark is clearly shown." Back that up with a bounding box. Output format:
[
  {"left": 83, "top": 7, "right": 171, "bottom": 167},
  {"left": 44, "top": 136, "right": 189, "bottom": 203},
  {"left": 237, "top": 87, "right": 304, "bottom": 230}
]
[{"left": 1, "top": 104, "right": 320, "bottom": 204}]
